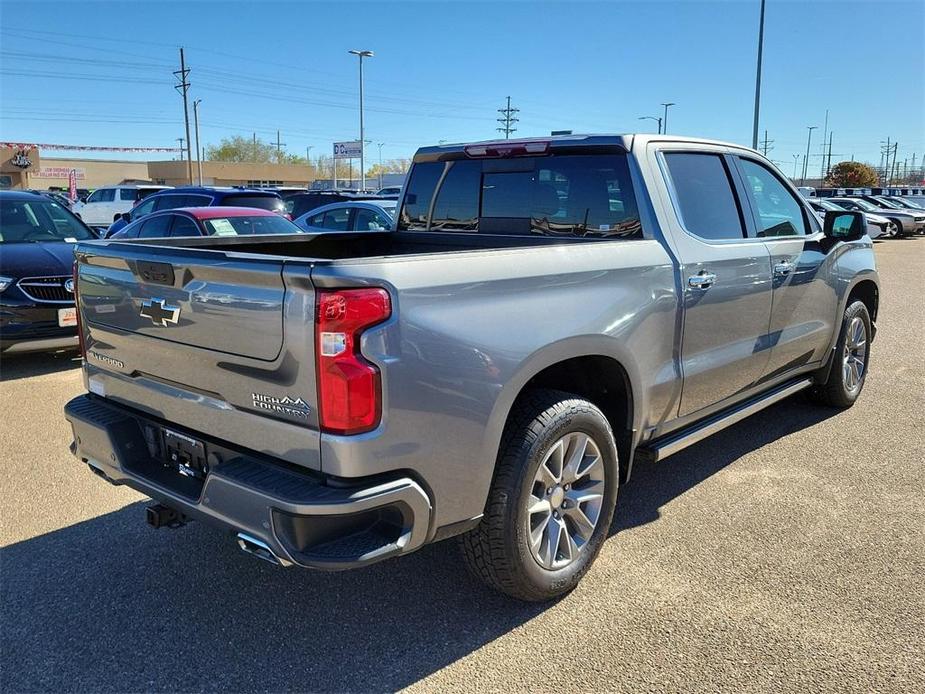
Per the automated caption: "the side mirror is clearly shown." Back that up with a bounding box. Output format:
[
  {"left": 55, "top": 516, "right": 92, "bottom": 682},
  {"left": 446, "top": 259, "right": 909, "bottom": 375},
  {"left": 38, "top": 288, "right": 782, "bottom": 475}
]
[
  {"left": 120, "top": 212, "right": 131, "bottom": 222},
  {"left": 823, "top": 210, "right": 865, "bottom": 241}
]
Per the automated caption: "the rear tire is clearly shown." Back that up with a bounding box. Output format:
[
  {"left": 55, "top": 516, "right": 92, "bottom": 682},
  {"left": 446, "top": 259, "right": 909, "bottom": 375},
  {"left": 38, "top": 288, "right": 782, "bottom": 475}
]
[
  {"left": 813, "top": 300, "right": 871, "bottom": 408},
  {"left": 460, "top": 389, "right": 619, "bottom": 601}
]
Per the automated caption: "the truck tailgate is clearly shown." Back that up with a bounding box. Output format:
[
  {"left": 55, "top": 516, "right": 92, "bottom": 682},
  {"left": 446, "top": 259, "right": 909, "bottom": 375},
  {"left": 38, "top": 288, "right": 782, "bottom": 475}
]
[
  {"left": 74, "top": 241, "right": 321, "bottom": 470},
  {"left": 79, "top": 242, "right": 285, "bottom": 360}
]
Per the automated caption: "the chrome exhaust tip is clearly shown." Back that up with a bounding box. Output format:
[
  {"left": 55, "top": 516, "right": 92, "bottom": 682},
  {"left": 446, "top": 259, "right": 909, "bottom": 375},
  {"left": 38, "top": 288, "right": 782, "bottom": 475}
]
[{"left": 236, "top": 533, "right": 282, "bottom": 565}]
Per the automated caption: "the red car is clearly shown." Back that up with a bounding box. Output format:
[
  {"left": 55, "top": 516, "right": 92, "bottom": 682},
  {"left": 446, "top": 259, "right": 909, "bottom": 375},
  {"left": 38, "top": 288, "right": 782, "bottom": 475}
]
[{"left": 110, "top": 206, "right": 305, "bottom": 240}]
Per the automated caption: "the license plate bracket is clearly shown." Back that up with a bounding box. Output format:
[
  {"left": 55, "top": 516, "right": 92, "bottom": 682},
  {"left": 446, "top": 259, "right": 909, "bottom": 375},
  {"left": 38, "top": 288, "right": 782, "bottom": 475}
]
[{"left": 163, "top": 428, "right": 209, "bottom": 480}]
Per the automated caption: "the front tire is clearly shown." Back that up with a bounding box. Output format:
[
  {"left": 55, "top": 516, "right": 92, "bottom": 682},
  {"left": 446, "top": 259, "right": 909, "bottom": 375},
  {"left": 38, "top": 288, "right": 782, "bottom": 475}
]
[
  {"left": 460, "top": 389, "right": 619, "bottom": 601},
  {"left": 814, "top": 300, "right": 871, "bottom": 408}
]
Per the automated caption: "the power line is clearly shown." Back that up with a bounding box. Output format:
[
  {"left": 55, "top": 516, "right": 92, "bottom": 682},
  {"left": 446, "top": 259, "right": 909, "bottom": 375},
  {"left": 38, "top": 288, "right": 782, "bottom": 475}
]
[{"left": 497, "top": 96, "right": 519, "bottom": 139}]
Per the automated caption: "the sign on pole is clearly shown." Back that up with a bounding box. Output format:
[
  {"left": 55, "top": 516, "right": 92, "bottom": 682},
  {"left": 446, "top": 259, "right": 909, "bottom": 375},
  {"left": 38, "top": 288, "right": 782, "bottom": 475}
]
[
  {"left": 68, "top": 169, "right": 78, "bottom": 202},
  {"left": 333, "top": 141, "right": 362, "bottom": 160}
]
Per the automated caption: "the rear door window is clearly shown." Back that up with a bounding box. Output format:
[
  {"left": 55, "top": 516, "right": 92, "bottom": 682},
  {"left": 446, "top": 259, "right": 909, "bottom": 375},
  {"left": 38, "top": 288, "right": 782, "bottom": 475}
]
[
  {"left": 137, "top": 215, "right": 173, "bottom": 238},
  {"left": 169, "top": 215, "right": 200, "bottom": 237},
  {"left": 353, "top": 207, "right": 391, "bottom": 231},
  {"left": 119, "top": 188, "right": 139, "bottom": 202},
  {"left": 663, "top": 153, "right": 745, "bottom": 240},
  {"left": 398, "top": 154, "right": 642, "bottom": 238},
  {"left": 321, "top": 208, "right": 351, "bottom": 230},
  {"left": 92, "top": 188, "right": 115, "bottom": 203}
]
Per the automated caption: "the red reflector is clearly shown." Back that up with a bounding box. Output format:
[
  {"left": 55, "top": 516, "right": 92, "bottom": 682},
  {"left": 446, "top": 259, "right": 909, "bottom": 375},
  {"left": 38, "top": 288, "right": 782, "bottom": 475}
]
[{"left": 315, "top": 288, "right": 391, "bottom": 435}]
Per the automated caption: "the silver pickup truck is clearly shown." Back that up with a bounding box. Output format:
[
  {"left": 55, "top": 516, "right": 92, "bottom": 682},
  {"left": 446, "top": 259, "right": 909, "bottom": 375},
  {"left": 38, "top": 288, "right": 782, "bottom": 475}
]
[{"left": 65, "top": 134, "right": 879, "bottom": 601}]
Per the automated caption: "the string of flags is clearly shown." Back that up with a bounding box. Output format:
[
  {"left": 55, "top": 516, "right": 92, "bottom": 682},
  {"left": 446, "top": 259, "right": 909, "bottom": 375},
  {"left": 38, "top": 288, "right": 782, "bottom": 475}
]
[{"left": 2, "top": 142, "right": 182, "bottom": 152}]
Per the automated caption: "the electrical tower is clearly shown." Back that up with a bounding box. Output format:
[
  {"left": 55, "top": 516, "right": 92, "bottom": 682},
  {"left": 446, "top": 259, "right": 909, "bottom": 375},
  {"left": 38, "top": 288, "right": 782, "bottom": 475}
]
[
  {"left": 174, "top": 48, "right": 193, "bottom": 184},
  {"left": 497, "top": 96, "right": 519, "bottom": 139},
  {"left": 759, "top": 130, "right": 774, "bottom": 156}
]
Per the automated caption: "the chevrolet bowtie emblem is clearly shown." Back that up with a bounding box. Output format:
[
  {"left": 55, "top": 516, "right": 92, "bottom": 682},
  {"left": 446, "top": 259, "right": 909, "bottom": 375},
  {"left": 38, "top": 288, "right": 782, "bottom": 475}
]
[{"left": 139, "top": 298, "right": 181, "bottom": 327}]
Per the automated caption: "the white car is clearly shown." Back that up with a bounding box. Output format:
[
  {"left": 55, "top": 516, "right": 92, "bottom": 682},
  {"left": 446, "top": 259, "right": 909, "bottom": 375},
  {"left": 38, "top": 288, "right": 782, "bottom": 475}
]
[
  {"left": 293, "top": 200, "right": 397, "bottom": 233},
  {"left": 808, "top": 199, "right": 889, "bottom": 239},
  {"left": 72, "top": 185, "right": 171, "bottom": 227}
]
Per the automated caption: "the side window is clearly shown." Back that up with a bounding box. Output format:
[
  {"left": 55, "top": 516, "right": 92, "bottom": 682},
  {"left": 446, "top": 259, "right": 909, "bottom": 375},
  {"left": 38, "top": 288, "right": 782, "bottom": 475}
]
[
  {"left": 663, "top": 153, "right": 745, "bottom": 240},
  {"left": 738, "top": 159, "right": 807, "bottom": 237},
  {"left": 169, "top": 215, "right": 200, "bottom": 237},
  {"left": 353, "top": 208, "right": 390, "bottom": 231},
  {"left": 132, "top": 197, "right": 158, "bottom": 217},
  {"left": 398, "top": 162, "right": 443, "bottom": 230},
  {"left": 308, "top": 212, "right": 325, "bottom": 227},
  {"left": 86, "top": 190, "right": 102, "bottom": 203},
  {"left": 321, "top": 208, "right": 350, "bottom": 231},
  {"left": 154, "top": 195, "right": 184, "bottom": 211},
  {"left": 137, "top": 215, "right": 173, "bottom": 238},
  {"left": 94, "top": 188, "right": 116, "bottom": 203},
  {"left": 431, "top": 160, "right": 480, "bottom": 231},
  {"left": 119, "top": 188, "right": 139, "bottom": 202}
]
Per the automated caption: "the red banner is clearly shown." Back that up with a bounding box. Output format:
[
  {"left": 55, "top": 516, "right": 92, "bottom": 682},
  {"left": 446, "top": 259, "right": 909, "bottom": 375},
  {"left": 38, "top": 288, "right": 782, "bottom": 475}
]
[
  {"left": 1, "top": 142, "right": 181, "bottom": 152},
  {"left": 68, "top": 169, "right": 78, "bottom": 201}
]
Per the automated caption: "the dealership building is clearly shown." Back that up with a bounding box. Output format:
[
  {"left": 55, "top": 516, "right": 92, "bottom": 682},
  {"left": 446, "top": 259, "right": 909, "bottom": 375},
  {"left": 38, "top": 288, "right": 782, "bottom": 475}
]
[{"left": 1, "top": 145, "right": 315, "bottom": 190}]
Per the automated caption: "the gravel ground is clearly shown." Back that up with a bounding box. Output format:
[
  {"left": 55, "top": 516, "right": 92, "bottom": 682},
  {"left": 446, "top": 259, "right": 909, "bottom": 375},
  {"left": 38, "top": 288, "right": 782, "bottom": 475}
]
[{"left": 1, "top": 238, "right": 922, "bottom": 693}]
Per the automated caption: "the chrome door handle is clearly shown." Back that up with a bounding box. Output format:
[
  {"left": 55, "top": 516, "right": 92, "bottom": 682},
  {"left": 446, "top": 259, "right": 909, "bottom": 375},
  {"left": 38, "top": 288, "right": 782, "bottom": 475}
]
[
  {"left": 773, "top": 261, "right": 794, "bottom": 277},
  {"left": 688, "top": 272, "right": 717, "bottom": 288}
]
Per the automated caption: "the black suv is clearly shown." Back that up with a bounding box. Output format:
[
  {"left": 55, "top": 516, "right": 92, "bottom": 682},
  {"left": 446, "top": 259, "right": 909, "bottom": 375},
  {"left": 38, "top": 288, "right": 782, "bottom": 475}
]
[{"left": 0, "top": 191, "right": 97, "bottom": 353}]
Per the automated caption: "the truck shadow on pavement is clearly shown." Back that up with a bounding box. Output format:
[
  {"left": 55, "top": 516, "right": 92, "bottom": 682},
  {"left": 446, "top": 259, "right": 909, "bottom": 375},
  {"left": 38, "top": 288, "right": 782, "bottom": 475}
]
[
  {"left": 0, "top": 351, "right": 82, "bottom": 382},
  {"left": 1, "top": 396, "right": 838, "bottom": 693}
]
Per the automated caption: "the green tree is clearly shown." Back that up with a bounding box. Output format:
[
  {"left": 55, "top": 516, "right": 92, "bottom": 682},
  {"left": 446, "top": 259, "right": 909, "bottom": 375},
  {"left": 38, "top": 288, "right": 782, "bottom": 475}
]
[
  {"left": 206, "top": 135, "right": 309, "bottom": 165},
  {"left": 825, "top": 161, "right": 878, "bottom": 187}
]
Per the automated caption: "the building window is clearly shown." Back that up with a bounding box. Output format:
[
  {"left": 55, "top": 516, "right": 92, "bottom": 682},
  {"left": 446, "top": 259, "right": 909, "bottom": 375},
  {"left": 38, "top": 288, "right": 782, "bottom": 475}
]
[{"left": 246, "top": 180, "right": 283, "bottom": 188}]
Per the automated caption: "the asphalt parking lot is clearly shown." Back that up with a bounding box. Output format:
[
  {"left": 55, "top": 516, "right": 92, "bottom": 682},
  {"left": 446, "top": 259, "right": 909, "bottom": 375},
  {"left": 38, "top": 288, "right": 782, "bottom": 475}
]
[{"left": 1, "top": 238, "right": 923, "bottom": 693}]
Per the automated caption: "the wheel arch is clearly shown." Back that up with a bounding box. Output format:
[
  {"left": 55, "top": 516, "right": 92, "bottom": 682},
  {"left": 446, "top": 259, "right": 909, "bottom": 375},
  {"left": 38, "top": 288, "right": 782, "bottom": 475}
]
[{"left": 481, "top": 337, "right": 643, "bottom": 488}]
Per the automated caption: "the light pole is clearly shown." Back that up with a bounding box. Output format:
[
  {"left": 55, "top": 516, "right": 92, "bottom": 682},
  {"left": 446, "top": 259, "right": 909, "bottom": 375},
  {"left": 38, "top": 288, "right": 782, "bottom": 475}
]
[
  {"left": 792, "top": 154, "right": 800, "bottom": 181},
  {"left": 752, "top": 0, "right": 766, "bottom": 149},
  {"left": 638, "top": 116, "right": 662, "bottom": 134},
  {"left": 661, "top": 102, "right": 675, "bottom": 134},
  {"left": 801, "top": 126, "right": 817, "bottom": 185},
  {"left": 192, "top": 99, "right": 203, "bottom": 185},
  {"left": 348, "top": 49, "right": 374, "bottom": 191},
  {"left": 377, "top": 142, "right": 385, "bottom": 188}
]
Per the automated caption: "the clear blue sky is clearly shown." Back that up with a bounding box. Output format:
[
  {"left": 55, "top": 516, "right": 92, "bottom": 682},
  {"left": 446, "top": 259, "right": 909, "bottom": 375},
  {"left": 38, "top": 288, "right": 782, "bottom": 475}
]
[{"left": 1, "top": 0, "right": 923, "bottom": 175}]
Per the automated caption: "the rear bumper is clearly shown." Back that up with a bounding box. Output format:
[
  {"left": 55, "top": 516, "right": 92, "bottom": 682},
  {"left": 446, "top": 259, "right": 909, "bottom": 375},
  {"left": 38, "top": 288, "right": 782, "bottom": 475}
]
[
  {"left": 2, "top": 334, "right": 79, "bottom": 353},
  {"left": 64, "top": 394, "right": 432, "bottom": 569}
]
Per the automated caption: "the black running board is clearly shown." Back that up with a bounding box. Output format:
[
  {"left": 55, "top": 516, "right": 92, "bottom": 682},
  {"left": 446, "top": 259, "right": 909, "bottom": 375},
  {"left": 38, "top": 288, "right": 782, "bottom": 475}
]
[{"left": 635, "top": 378, "right": 814, "bottom": 464}]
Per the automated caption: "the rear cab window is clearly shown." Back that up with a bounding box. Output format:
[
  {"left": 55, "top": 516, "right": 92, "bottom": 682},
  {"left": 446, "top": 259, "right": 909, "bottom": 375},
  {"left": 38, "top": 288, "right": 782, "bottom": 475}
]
[
  {"left": 399, "top": 153, "right": 642, "bottom": 238},
  {"left": 220, "top": 195, "right": 281, "bottom": 211}
]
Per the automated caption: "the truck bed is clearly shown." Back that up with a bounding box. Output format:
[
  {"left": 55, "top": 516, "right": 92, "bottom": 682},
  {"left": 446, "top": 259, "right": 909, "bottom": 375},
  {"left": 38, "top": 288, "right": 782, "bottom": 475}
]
[{"left": 118, "top": 230, "right": 608, "bottom": 263}]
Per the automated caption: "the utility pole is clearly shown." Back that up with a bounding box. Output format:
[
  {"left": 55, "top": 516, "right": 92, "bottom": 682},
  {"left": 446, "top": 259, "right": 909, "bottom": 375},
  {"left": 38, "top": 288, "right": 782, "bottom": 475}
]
[
  {"left": 801, "top": 126, "right": 817, "bottom": 185},
  {"left": 174, "top": 47, "right": 193, "bottom": 184},
  {"left": 759, "top": 129, "right": 773, "bottom": 157},
  {"left": 253, "top": 133, "right": 257, "bottom": 162},
  {"left": 275, "top": 130, "right": 287, "bottom": 164},
  {"left": 661, "top": 102, "right": 676, "bottom": 134},
  {"left": 192, "top": 99, "right": 202, "bottom": 185},
  {"left": 176, "top": 138, "right": 185, "bottom": 161},
  {"left": 752, "top": 0, "right": 766, "bottom": 149},
  {"left": 377, "top": 142, "right": 385, "bottom": 188},
  {"left": 825, "top": 131, "right": 833, "bottom": 180},
  {"left": 497, "top": 96, "right": 519, "bottom": 139}
]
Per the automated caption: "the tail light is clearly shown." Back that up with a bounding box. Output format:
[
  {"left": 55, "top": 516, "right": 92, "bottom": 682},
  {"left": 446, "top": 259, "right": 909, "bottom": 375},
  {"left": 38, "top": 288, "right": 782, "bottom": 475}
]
[
  {"left": 72, "top": 260, "right": 86, "bottom": 358},
  {"left": 316, "top": 288, "right": 391, "bottom": 435}
]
